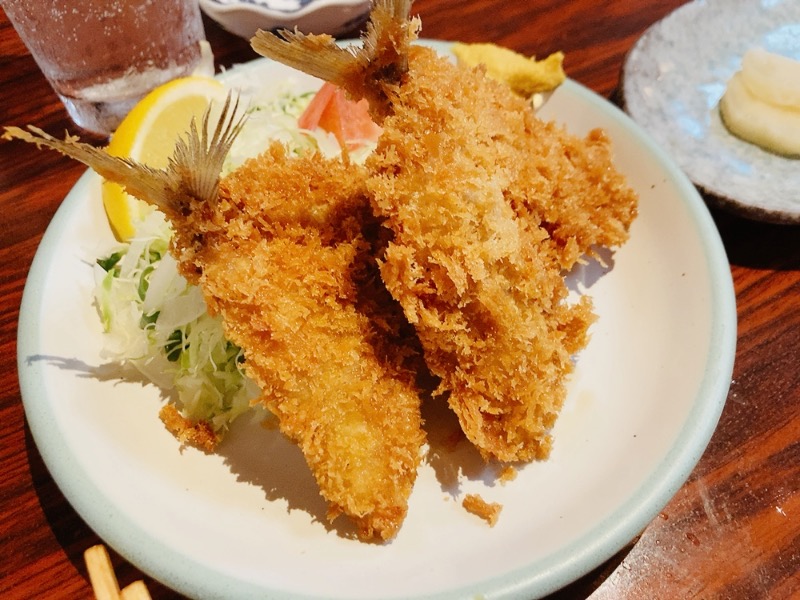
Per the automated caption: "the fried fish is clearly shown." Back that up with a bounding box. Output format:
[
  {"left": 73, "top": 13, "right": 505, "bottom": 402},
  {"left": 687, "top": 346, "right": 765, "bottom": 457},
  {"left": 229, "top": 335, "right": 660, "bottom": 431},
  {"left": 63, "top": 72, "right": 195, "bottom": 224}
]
[
  {"left": 252, "top": 0, "right": 637, "bottom": 462},
  {"left": 5, "top": 101, "right": 425, "bottom": 541}
]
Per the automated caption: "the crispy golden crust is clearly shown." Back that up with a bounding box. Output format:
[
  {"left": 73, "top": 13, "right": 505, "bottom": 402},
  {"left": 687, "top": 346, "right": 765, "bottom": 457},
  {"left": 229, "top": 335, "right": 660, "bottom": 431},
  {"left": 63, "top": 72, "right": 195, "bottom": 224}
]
[
  {"left": 508, "top": 124, "right": 638, "bottom": 270},
  {"left": 498, "top": 465, "right": 518, "bottom": 484},
  {"left": 366, "top": 47, "right": 636, "bottom": 462},
  {"left": 169, "top": 144, "right": 425, "bottom": 540},
  {"left": 462, "top": 493, "right": 502, "bottom": 526},
  {"left": 159, "top": 405, "right": 220, "bottom": 452},
  {"left": 238, "top": 0, "right": 636, "bottom": 465}
]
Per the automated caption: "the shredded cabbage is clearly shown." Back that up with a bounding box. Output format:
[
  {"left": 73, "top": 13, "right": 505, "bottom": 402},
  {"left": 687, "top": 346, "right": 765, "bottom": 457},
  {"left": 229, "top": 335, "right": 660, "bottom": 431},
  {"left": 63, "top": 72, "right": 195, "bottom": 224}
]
[{"left": 94, "top": 210, "right": 260, "bottom": 433}]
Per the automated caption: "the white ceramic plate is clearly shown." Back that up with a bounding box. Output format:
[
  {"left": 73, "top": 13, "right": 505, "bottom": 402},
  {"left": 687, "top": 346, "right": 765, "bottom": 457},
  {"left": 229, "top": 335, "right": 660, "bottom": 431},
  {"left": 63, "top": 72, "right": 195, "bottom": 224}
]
[
  {"left": 622, "top": 0, "right": 800, "bottom": 223},
  {"left": 18, "top": 46, "right": 736, "bottom": 599}
]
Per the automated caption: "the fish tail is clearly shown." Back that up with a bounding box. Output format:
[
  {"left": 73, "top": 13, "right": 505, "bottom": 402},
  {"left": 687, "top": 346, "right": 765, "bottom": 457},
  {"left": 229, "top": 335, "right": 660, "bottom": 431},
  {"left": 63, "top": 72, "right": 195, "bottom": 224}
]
[
  {"left": 168, "top": 93, "right": 247, "bottom": 212},
  {"left": 2, "top": 93, "right": 245, "bottom": 217},
  {"left": 251, "top": 30, "right": 366, "bottom": 87},
  {"left": 251, "top": 0, "right": 419, "bottom": 118},
  {"left": 2, "top": 125, "right": 181, "bottom": 215}
]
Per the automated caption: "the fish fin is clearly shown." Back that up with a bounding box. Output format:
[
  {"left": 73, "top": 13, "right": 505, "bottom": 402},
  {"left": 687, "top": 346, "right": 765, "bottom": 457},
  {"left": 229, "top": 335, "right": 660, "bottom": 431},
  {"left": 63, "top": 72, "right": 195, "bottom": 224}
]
[
  {"left": 2, "top": 125, "right": 180, "bottom": 214},
  {"left": 3, "top": 93, "right": 246, "bottom": 216},
  {"left": 251, "top": 30, "right": 366, "bottom": 86},
  {"left": 169, "top": 93, "right": 247, "bottom": 210},
  {"left": 251, "top": 0, "right": 419, "bottom": 111}
]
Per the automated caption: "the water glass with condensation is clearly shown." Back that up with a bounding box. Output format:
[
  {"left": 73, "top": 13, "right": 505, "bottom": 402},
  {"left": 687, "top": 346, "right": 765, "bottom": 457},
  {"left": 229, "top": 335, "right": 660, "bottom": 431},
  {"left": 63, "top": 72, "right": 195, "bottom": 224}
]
[{"left": 3, "top": 0, "right": 207, "bottom": 136}]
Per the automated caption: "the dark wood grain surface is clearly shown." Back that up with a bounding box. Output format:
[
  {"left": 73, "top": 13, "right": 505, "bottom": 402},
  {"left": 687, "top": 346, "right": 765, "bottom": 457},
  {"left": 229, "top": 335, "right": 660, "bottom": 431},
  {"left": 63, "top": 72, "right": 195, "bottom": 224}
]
[{"left": 2, "top": 1, "right": 798, "bottom": 598}]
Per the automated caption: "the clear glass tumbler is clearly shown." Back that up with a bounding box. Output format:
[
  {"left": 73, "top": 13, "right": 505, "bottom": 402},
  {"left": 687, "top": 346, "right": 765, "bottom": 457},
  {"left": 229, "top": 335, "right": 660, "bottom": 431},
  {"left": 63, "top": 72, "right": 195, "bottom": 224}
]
[{"left": 3, "top": 0, "right": 207, "bottom": 136}]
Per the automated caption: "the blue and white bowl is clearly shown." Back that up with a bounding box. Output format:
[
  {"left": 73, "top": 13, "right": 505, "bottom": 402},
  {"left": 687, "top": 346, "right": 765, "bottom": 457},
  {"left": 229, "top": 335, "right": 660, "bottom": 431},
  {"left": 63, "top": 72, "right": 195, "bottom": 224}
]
[{"left": 199, "top": 0, "right": 370, "bottom": 39}]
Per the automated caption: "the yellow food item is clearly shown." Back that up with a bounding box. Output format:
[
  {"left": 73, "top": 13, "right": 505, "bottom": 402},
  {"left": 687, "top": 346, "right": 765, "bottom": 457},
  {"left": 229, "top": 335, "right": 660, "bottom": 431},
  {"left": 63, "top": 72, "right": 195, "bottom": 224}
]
[
  {"left": 452, "top": 42, "right": 566, "bottom": 97},
  {"left": 103, "top": 76, "right": 226, "bottom": 240},
  {"left": 720, "top": 48, "right": 800, "bottom": 157},
  {"left": 462, "top": 494, "right": 502, "bottom": 526},
  {"left": 740, "top": 47, "right": 800, "bottom": 108}
]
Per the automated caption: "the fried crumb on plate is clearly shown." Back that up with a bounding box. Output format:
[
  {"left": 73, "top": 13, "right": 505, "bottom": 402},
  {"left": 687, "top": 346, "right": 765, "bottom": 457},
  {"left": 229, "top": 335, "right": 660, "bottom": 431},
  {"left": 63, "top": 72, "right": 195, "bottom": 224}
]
[
  {"left": 462, "top": 493, "right": 503, "bottom": 526},
  {"left": 159, "top": 404, "right": 220, "bottom": 452},
  {"left": 499, "top": 465, "right": 518, "bottom": 484}
]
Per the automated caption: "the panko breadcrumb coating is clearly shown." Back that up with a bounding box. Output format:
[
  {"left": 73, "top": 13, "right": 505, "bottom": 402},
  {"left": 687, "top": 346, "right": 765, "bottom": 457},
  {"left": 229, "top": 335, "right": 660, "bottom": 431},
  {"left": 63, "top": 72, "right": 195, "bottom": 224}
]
[
  {"left": 159, "top": 404, "right": 220, "bottom": 452},
  {"left": 463, "top": 494, "right": 503, "bottom": 526},
  {"left": 6, "top": 120, "right": 427, "bottom": 540},
  {"left": 252, "top": 0, "right": 637, "bottom": 462},
  {"left": 191, "top": 145, "right": 426, "bottom": 540}
]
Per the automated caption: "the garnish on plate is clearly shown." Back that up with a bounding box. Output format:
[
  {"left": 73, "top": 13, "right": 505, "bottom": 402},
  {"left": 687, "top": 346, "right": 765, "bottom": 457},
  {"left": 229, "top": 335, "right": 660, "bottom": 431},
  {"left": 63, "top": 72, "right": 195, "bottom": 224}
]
[{"left": 719, "top": 47, "right": 800, "bottom": 157}]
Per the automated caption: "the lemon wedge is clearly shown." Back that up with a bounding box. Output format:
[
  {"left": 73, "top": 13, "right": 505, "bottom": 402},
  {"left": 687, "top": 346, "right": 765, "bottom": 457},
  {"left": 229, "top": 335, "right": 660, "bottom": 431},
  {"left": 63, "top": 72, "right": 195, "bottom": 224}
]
[{"left": 103, "top": 76, "right": 226, "bottom": 241}]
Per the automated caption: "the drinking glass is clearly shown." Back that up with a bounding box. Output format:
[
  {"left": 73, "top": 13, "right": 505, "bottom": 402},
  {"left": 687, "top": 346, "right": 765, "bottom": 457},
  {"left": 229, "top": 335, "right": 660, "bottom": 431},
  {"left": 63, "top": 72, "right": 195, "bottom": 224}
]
[{"left": 3, "top": 0, "right": 207, "bottom": 136}]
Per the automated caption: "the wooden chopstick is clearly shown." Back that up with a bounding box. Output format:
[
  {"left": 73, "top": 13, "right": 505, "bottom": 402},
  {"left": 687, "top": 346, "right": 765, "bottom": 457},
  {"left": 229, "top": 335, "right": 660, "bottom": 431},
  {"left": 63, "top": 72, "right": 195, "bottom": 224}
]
[
  {"left": 84, "top": 544, "right": 152, "bottom": 600},
  {"left": 120, "top": 580, "right": 153, "bottom": 600}
]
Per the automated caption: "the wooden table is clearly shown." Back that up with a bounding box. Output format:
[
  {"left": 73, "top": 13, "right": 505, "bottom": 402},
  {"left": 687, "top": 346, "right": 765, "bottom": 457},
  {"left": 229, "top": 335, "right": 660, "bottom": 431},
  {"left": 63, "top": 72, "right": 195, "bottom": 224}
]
[{"left": 2, "top": 1, "right": 798, "bottom": 598}]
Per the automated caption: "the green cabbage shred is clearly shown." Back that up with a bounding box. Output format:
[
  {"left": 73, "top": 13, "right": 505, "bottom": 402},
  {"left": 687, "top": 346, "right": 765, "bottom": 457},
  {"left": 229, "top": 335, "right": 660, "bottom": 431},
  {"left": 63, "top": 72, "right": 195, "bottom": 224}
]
[{"left": 93, "top": 210, "right": 259, "bottom": 434}]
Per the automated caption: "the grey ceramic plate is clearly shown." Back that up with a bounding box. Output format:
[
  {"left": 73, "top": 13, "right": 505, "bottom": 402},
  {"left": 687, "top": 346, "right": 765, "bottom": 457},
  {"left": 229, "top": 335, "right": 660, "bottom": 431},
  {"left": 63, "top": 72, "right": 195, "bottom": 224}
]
[{"left": 622, "top": 0, "right": 800, "bottom": 223}]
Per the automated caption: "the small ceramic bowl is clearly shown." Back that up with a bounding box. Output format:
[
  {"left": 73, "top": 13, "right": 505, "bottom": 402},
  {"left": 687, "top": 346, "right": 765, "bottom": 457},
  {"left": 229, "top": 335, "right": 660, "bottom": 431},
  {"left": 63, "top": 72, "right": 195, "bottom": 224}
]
[{"left": 199, "top": 0, "right": 370, "bottom": 40}]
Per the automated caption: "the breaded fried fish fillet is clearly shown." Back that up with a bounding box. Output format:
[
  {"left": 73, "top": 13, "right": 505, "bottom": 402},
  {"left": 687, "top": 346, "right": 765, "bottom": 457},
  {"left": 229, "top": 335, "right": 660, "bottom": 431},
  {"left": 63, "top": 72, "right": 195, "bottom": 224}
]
[
  {"left": 197, "top": 145, "right": 425, "bottom": 540},
  {"left": 252, "top": 0, "right": 637, "bottom": 462},
  {"left": 5, "top": 105, "right": 425, "bottom": 540}
]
